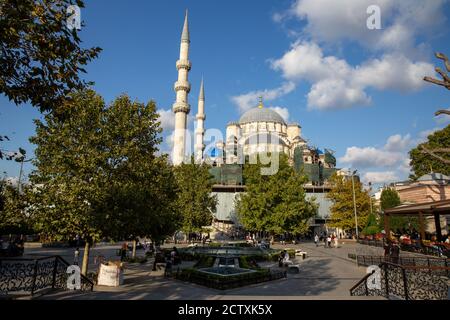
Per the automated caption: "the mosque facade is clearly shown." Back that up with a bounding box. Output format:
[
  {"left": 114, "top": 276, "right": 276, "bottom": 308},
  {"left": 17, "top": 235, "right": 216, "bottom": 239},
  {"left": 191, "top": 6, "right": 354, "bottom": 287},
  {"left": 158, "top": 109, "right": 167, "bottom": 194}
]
[{"left": 171, "top": 12, "right": 339, "bottom": 237}]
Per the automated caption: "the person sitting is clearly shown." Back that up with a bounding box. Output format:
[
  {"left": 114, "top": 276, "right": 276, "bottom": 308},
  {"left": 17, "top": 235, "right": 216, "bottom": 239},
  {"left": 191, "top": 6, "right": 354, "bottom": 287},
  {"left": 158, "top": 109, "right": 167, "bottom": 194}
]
[
  {"left": 282, "top": 250, "right": 292, "bottom": 266},
  {"left": 278, "top": 251, "right": 284, "bottom": 267}
]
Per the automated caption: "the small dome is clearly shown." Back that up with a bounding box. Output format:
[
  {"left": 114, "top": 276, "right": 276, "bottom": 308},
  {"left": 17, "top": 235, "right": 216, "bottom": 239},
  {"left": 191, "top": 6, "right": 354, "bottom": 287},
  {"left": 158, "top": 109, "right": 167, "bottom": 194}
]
[{"left": 239, "top": 107, "right": 286, "bottom": 125}]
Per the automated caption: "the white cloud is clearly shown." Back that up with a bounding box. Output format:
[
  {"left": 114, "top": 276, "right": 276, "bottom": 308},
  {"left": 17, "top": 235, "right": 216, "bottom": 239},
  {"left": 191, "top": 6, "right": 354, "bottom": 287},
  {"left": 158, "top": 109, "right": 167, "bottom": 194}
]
[
  {"left": 353, "top": 54, "right": 434, "bottom": 92},
  {"left": 418, "top": 127, "right": 442, "bottom": 142},
  {"left": 338, "top": 130, "right": 441, "bottom": 184},
  {"left": 288, "top": 0, "right": 447, "bottom": 54},
  {"left": 362, "top": 171, "right": 399, "bottom": 184},
  {"left": 339, "top": 146, "right": 403, "bottom": 168},
  {"left": 384, "top": 134, "right": 412, "bottom": 152},
  {"left": 307, "top": 79, "right": 371, "bottom": 110},
  {"left": 231, "top": 82, "right": 295, "bottom": 113},
  {"left": 157, "top": 108, "right": 175, "bottom": 132},
  {"left": 268, "top": 106, "right": 290, "bottom": 122},
  {"left": 271, "top": 41, "right": 435, "bottom": 110},
  {"left": 269, "top": 0, "right": 446, "bottom": 110},
  {"left": 398, "top": 158, "right": 411, "bottom": 175},
  {"left": 339, "top": 133, "right": 413, "bottom": 169}
]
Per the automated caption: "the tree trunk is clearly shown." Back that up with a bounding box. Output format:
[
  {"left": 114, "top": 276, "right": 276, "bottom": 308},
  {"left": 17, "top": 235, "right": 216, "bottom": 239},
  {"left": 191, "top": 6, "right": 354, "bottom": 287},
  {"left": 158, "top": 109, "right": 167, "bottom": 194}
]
[
  {"left": 132, "top": 239, "right": 136, "bottom": 259},
  {"left": 81, "top": 241, "right": 90, "bottom": 276}
]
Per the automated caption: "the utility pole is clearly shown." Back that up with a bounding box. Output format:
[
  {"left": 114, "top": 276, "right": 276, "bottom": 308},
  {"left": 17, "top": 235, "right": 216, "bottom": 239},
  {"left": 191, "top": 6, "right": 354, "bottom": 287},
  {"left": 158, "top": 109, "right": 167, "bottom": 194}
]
[
  {"left": 351, "top": 170, "right": 359, "bottom": 239},
  {"left": 17, "top": 157, "right": 32, "bottom": 194}
]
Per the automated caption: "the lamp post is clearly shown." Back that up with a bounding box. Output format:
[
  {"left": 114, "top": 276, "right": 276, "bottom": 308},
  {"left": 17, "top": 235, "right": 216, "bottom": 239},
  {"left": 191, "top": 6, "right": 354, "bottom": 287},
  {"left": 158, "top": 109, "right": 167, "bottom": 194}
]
[
  {"left": 368, "top": 181, "right": 373, "bottom": 216},
  {"left": 17, "top": 157, "right": 33, "bottom": 194},
  {"left": 350, "top": 170, "right": 359, "bottom": 239}
]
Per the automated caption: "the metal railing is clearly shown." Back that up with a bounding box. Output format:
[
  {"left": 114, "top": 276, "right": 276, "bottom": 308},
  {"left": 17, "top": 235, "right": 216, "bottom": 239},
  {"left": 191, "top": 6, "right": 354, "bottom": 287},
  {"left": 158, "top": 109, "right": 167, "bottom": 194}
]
[
  {"left": 355, "top": 255, "right": 449, "bottom": 276},
  {"left": 174, "top": 268, "right": 287, "bottom": 290},
  {"left": 0, "top": 255, "right": 94, "bottom": 296},
  {"left": 350, "top": 261, "right": 449, "bottom": 300},
  {"left": 357, "top": 239, "right": 450, "bottom": 258}
]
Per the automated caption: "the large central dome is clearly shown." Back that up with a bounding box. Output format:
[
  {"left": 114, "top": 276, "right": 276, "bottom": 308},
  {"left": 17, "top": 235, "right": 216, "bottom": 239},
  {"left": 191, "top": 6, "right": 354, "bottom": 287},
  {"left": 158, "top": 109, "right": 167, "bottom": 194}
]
[{"left": 239, "top": 107, "right": 286, "bottom": 125}]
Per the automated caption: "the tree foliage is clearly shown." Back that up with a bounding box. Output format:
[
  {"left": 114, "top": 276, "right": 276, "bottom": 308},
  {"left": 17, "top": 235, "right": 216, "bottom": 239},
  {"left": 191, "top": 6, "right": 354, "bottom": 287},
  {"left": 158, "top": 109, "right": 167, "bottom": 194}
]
[
  {"left": 0, "top": 180, "right": 33, "bottom": 234},
  {"left": 409, "top": 125, "right": 450, "bottom": 179},
  {"left": 326, "top": 173, "right": 371, "bottom": 232},
  {"left": 362, "top": 213, "right": 380, "bottom": 236},
  {"left": 173, "top": 160, "right": 217, "bottom": 234},
  {"left": 379, "top": 187, "right": 419, "bottom": 233},
  {"left": 0, "top": 0, "right": 101, "bottom": 113},
  {"left": 236, "top": 153, "right": 317, "bottom": 236},
  {"left": 28, "top": 90, "right": 179, "bottom": 243}
]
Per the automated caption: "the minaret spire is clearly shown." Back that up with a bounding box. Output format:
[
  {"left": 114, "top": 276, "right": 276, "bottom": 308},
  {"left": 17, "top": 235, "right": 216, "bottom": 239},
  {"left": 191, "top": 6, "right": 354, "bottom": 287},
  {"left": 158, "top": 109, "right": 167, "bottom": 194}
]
[
  {"left": 195, "top": 77, "right": 206, "bottom": 163},
  {"left": 181, "top": 10, "right": 190, "bottom": 43},
  {"left": 172, "top": 10, "right": 192, "bottom": 165}
]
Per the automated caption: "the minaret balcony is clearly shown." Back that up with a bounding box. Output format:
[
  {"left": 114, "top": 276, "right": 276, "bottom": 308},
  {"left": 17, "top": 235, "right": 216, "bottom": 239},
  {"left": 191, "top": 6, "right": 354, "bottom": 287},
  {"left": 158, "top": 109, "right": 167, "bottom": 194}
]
[
  {"left": 176, "top": 59, "right": 192, "bottom": 71},
  {"left": 196, "top": 114, "right": 206, "bottom": 121},
  {"left": 172, "top": 102, "right": 190, "bottom": 113},
  {"left": 174, "top": 80, "right": 191, "bottom": 93}
]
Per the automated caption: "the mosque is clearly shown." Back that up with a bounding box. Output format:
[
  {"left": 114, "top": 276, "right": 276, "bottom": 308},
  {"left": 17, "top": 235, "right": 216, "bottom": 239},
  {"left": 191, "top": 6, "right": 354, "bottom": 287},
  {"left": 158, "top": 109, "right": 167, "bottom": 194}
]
[{"left": 171, "top": 12, "right": 339, "bottom": 237}]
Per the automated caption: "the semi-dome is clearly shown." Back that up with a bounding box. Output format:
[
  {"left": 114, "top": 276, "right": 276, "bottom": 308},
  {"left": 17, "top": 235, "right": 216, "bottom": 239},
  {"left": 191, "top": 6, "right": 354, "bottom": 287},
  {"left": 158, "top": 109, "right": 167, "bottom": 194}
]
[{"left": 239, "top": 107, "right": 286, "bottom": 125}]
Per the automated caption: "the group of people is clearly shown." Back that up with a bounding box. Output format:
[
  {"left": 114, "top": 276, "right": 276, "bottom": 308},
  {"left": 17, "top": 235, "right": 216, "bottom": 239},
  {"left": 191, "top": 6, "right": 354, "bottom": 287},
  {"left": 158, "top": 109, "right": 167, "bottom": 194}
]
[{"left": 314, "top": 233, "right": 339, "bottom": 248}]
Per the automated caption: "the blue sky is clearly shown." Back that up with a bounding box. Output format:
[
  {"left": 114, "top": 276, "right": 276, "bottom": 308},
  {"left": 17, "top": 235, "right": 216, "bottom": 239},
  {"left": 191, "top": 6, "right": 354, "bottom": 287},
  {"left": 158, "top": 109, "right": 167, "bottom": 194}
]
[{"left": 1, "top": 0, "right": 450, "bottom": 187}]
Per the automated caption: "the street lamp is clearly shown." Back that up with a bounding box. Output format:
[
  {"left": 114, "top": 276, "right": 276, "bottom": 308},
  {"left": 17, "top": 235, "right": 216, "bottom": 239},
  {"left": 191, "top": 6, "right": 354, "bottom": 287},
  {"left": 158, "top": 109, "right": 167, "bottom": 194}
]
[
  {"left": 368, "top": 181, "right": 373, "bottom": 216},
  {"left": 350, "top": 169, "right": 359, "bottom": 239},
  {"left": 17, "top": 156, "right": 33, "bottom": 194}
]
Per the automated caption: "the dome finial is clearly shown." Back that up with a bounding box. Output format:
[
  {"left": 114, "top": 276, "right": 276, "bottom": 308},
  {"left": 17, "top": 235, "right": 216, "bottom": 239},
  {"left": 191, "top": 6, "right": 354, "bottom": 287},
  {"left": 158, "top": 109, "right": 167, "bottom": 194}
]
[{"left": 258, "top": 96, "right": 263, "bottom": 109}]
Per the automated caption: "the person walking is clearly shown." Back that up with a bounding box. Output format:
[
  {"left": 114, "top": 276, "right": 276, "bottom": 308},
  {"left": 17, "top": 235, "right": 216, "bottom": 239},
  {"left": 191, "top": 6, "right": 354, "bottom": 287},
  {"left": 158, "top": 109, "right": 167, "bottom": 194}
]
[
  {"left": 334, "top": 234, "right": 339, "bottom": 248},
  {"left": 74, "top": 247, "right": 80, "bottom": 265},
  {"left": 314, "top": 234, "right": 319, "bottom": 247},
  {"left": 327, "top": 235, "right": 332, "bottom": 248},
  {"left": 390, "top": 240, "right": 400, "bottom": 264},
  {"left": 120, "top": 243, "right": 127, "bottom": 261}
]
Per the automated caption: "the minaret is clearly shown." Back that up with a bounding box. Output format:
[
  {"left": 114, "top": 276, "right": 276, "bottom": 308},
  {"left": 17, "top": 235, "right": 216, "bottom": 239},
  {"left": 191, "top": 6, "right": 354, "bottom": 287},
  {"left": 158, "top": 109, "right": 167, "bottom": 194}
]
[
  {"left": 195, "top": 78, "right": 206, "bottom": 163},
  {"left": 172, "top": 10, "right": 191, "bottom": 165}
]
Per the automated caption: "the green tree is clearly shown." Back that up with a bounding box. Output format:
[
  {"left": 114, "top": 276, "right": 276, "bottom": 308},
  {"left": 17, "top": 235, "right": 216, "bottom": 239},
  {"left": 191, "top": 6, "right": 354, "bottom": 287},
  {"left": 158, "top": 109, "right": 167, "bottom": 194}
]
[
  {"left": 29, "top": 90, "right": 177, "bottom": 273},
  {"left": 0, "top": 0, "right": 101, "bottom": 113},
  {"left": 0, "top": 180, "right": 33, "bottom": 235},
  {"left": 362, "top": 213, "right": 380, "bottom": 236},
  {"left": 409, "top": 125, "right": 450, "bottom": 179},
  {"left": 174, "top": 160, "right": 217, "bottom": 239},
  {"left": 379, "top": 187, "right": 418, "bottom": 233},
  {"left": 326, "top": 173, "right": 371, "bottom": 235},
  {"left": 236, "top": 153, "right": 317, "bottom": 239}
]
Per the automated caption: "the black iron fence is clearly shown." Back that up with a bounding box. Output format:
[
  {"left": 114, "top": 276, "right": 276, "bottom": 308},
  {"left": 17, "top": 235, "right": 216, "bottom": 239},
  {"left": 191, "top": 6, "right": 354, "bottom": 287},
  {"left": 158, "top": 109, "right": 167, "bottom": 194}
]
[
  {"left": 174, "top": 268, "right": 287, "bottom": 290},
  {"left": 350, "top": 261, "right": 449, "bottom": 300},
  {"left": 355, "top": 255, "right": 449, "bottom": 277},
  {"left": 357, "top": 239, "right": 450, "bottom": 258},
  {"left": 0, "top": 256, "right": 94, "bottom": 296}
]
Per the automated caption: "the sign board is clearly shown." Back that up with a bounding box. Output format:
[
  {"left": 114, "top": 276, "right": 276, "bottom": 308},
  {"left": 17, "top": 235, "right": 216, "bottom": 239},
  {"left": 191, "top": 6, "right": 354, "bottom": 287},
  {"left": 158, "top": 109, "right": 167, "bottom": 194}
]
[{"left": 97, "top": 263, "right": 124, "bottom": 287}]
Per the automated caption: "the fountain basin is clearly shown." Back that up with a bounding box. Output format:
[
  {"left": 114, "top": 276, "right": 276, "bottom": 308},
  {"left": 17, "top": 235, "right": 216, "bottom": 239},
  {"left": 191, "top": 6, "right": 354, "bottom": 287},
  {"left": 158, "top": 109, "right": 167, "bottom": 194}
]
[{"left": 198, "top": 267, "right": 256, "bottom": 276}]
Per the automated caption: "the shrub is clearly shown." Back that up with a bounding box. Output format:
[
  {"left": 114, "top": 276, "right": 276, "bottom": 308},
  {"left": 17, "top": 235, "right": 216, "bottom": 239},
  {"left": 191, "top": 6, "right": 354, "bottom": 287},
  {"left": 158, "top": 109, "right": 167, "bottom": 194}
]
[{"left": 194, "top": 256, "right": 215, "bottom": 268}]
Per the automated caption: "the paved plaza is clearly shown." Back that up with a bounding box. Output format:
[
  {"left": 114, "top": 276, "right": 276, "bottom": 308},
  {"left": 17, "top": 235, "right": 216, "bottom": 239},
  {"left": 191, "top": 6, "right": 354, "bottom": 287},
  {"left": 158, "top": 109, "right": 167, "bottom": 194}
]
[{"left": 17, "top": 241, "right": 385, "bottom": 300}]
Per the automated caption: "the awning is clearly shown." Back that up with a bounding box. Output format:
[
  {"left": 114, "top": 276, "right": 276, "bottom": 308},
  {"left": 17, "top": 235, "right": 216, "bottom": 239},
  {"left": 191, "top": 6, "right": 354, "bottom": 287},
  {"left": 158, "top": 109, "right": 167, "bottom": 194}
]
[{"left": 384, "top": 199, "right": 450, "bottom": 216}]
